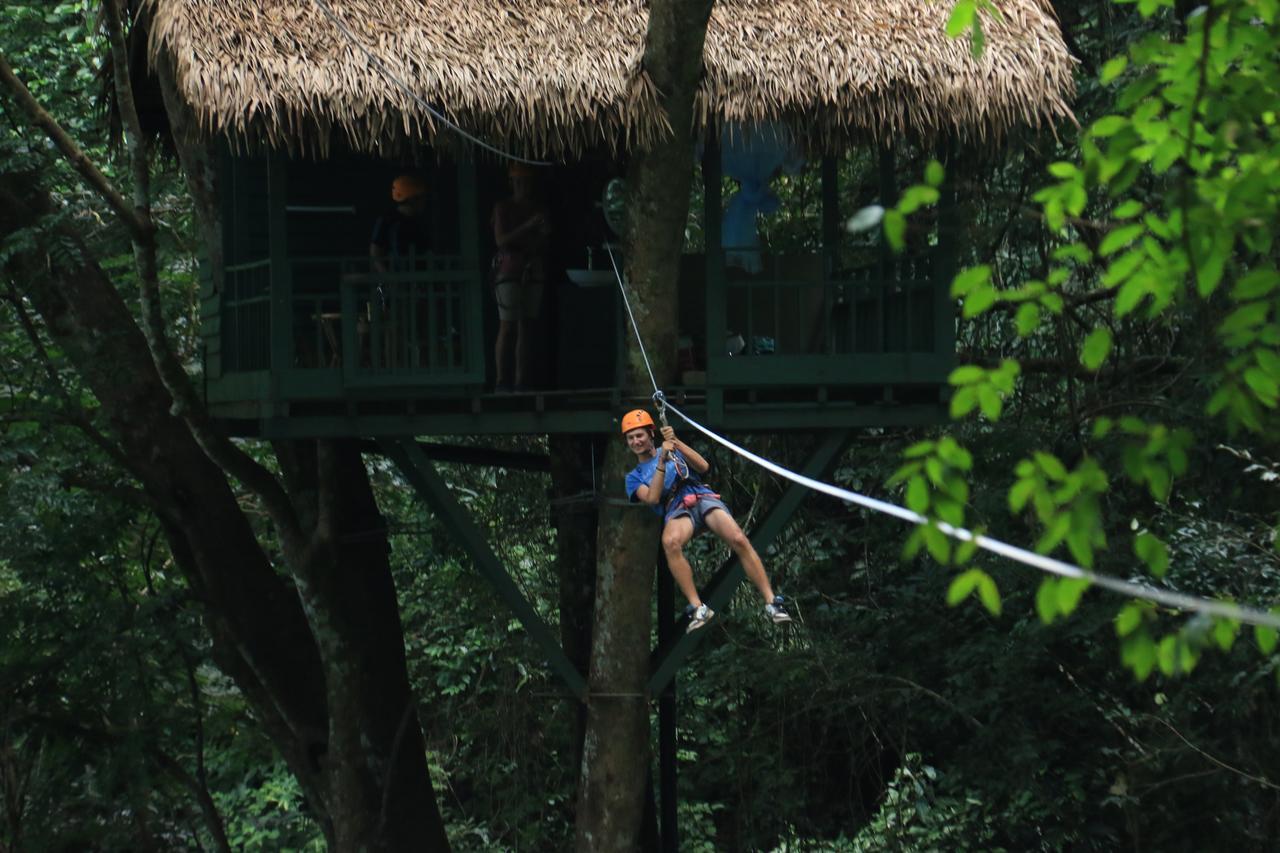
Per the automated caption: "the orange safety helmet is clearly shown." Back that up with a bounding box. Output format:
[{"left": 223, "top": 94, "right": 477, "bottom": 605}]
[
  {"left": 620, "top": 409, "right": 655, "bottom": 435},
  {"left": 391, "top": 174, "right": 428, "bottom": 202}
]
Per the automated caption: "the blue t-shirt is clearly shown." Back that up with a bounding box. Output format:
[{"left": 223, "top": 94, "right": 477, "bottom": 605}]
[{"left": 625, "top": 451, "right": 714, "bottom": 520}]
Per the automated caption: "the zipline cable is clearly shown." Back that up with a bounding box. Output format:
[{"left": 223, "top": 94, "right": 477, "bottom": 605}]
[
  {"left": 605, "top": 242, "right": 661, "bottom": 396},
  {"left": 312, "top": 0, "right": 551, "bottom": 167},
  {"left": 663, "top": 398, "right": 1280, "bottom": 630},
  {"left": 605, "top": 246, "right": 1280, "bottom": 631}
]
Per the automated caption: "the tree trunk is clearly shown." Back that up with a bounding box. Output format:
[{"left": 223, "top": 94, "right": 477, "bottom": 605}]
[
  {"left": 574, "top": 2, "right": 714, "bottom": 849},
  {"left": 548, "top": 434, "right": 601, "bottom": 760},
  {"left": 0, "top": 175, "right": 449, "bottom": 849}
]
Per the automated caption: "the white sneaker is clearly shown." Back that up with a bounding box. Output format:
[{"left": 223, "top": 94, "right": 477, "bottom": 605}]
[
  {"left": 765, "top": 595, "right": 793, "bottom": 624},
  {"left": 685, "top": 604, "right": 715, "bottom": 633}
]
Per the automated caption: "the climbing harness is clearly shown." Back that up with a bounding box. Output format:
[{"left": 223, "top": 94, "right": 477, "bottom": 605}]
[{"left": 603, "top": 249, "right": 1280, "bottom": 631}]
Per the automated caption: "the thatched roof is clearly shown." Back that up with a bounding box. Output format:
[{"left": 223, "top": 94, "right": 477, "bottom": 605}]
[{"left": 147, "top": 0, "right": 1076, "bottom": 157}]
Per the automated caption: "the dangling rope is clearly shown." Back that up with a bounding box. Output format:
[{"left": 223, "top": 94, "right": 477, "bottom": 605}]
[{"left": 604, "top": 247, "right": 1280, "bottom": 631}]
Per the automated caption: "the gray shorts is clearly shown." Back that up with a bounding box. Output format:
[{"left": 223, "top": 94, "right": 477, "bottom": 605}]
[
  {"left": 495, "top": 278, "right": 544, "bottom": 321},
  {"left": 667, "top": 495, "right": 728, "bottom": 535}
]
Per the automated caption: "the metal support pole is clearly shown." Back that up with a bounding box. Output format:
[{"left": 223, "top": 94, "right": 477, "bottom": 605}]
[{"left": 656, "top": 549, "right": 679, "bottom": 853}]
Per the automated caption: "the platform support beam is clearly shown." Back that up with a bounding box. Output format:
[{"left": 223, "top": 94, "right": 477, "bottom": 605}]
[{"left": 380, "top": 437, "right": 587, "bottom": 699}]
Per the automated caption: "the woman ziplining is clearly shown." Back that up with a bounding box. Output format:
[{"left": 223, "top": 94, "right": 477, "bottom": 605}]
[{"left": 621, "top": 408, "right": 793, "bottom": 633}]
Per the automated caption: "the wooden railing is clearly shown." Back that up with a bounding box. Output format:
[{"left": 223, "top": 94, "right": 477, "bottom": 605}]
[
  {"left": 222, "top": 259, "right": 271, "bottom": 371},
  {"left": 338, "top": 259, "right": 474, "bottom": 385},
  {"left": 220, "top": 254, "right": 482, "bottom": 387}
]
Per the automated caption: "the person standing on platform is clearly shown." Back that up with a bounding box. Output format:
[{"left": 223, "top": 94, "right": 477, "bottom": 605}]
[{"left": 490, "top": 163, "right": 550, "bottom": 392}]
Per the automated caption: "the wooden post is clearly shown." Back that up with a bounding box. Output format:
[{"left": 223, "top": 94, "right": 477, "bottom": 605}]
[
  {"left": 655, "top": 549, "right": 679, "bottom": 853},
  {"left": 934, "top": 138, "right": 958, "bottom": 379},
  {"left": 267, "top": 154, "right": 292, "bottom": 413},
  {"left": 703, "top": 128, "right": 725, "bottom": 423},
  {"left": 876, "top": 145, "right": 896, "bottom": 353},
  {"left": 821, "top": 155, "right": 839, "bottom": 355},
  {"left": 457, "top": 156, "right": 485, "bottom": 385}
]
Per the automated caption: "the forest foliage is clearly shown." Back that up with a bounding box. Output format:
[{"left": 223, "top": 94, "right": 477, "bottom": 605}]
[{"left": 2, "top": 0, "right": 1279, "bottom": 850}]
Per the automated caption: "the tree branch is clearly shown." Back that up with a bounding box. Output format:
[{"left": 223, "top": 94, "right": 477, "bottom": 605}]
[
  {"left": 4, "top": 282, "right": 134, "bottom": 471},
  {"left": 100, "top": 0, "right": 306, "bottom": 557},
  {"left": 0, "top": 52, "right": 148, "bottom": 242}
]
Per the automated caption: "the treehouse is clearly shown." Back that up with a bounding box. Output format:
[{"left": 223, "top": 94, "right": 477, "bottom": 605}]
[
  {"left": 146, "top": 3, "right": 1074, "bottom": 844},
  {"left": 148, "top": 0, "right": 1074, "bottom": 441}
]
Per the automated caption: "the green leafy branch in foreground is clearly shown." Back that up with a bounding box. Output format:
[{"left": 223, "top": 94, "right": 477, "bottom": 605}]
[{"left": 888, "top": 0, "right": 1280, "bottom": 680}]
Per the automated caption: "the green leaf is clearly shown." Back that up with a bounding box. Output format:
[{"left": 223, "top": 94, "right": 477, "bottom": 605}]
[
  {"left": 1114, "top": 276, "right": 1150, "bottom": 318},
  {"left": 947, "top": 568, "right": 998, "bottom": 615},
  {"left": 1257, "top": 624, "right": 1278, "bottom": 655},
  {"left": 1081, "top": 328, "right": 1113, "bottom": 371},
  {"left": 1212, "top": 618, "right": 1238, "bottom": 652},
  {"left": 948, "top": 365, "right": 986, "bottom": 385},
  {"left": 1036, "top": 578, "right": 1059, "bottom": 624},
  {"left": 1099, "top": 224, "right": 1144, "bottom": 257},
  {"left": 1156, "top": 635, "right": 1178, "bottom": 676},
  {"left": 1008, "top": 479, "right": 1036, "bottom": 513},
  {"left": 977, "top": 385, "right": 1003, "bottom": 420},
  {"left": 1231, "top": 269, "right": 1279, "bottom": 300},
  {"left": 1055, "top": 577, "right": 1091, "bottom": 615},
  {"left": 1115, "top": 603, "right": 1144, "bottom": 637},
  {"left": 925, "top": 160, "right": 945, "bottom": 187},
  {"left": 905, "top": 476, "right": 930, "bottom": 514},
  {"left": 1243, "top": 368, "right": 1279, "bottom": 407},
  {"left": 935, "top": 438, "right": 973, "bottom": 470},
  {"left": 962, "top": 285, "right": 998, "bottom": 319},
  {"left": 1195, "top": 237, "right": 1228, "bottom": 297},
  {"left": 1047, "top": 161, "right": 1079, "bottom": 179},
  {"left": 1034, "top": 452, "right": 1068, "bottom": 481},
  {"left": 1122, "top": 632, "right": 1157, "bottom": 681},
  {"left": 969, "top": 18, "right": 985, "bottom": 58},
  {"left": 1100, "top": 56, "right": 1128, "bottom": 84},
  {"left": 898, "top": 185, "right": 940, "bottom": 215},
  {"left": 1053, "top": 242, "right": 1093, "bottom": 264},
  {"left": 947, "top": 569, "right": 979, "bottom": 606},
  {"left": 976, "top": 572, "right": 1002, "bottom": 616},
  {"left": 904, "top": 441, "right": 936, "bottom": 459},
  {"left": 945, "top": 0, "right": 976, "bottom": 37},
  {"left": 1134, "top": 531, "right": 1169, "bottom": 578},
  {"left": 1015, "top": 303, "right": 1041, "bottom": 337},
  {"left": 1256, "top": 348, "right": 1280, "bottom": 378},
  {"left": 951, "top": 265, "right": 992, "bottom": 297},
  {"left": 883, "top": 209, "right": 906, "bottom": 251},
  {"left": 923, "top": 525, "right": 952, "bottom": 564},
  {"left": 950, "top": 387, "right": 979, "bottom": 418},
  {"left": 1113, "top": 200, "right": 1144, "bottom": 219}
]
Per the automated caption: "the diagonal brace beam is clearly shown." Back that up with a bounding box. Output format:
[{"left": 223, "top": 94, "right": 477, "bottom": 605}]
[
  {"left": 647, "top": 430, "right": 850, "bottom": 696},
  {"left": 380, "top": 437, "right": 587, "bottom": 700}
]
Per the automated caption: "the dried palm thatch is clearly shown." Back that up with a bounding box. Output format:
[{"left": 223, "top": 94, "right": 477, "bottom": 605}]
[{"left": 147, "top": 0, "right": 1076, "bottom": 157}]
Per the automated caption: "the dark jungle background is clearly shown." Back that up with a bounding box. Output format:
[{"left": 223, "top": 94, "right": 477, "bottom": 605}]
[{"left": 3, "top": 0, "right": 1278, "bottom": 849}]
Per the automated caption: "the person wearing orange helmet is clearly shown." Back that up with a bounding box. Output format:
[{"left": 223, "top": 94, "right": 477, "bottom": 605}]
[
  {"left": 621, "top": 409, "right": 792, "bottom": 633},
  {"left": 491, "top": 162, "right": 551, "bottom": 391},
  {"left": 370, "top": 174, "right": 431, "bottom": 270}
]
